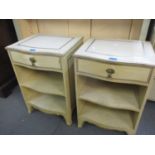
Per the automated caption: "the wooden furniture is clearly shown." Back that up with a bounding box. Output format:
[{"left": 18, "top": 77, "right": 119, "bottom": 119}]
[
  {"left": 6, "top": 34, "right": 82, "bottom": 125},
  {"left": 14, "top": 19, "right": 154, "bottom": 101},
  {"left": 13, "top": 19, "right": 149, "bottom": 41},
  {"left": 74, "top": 39, "right": 155, "bottom": 134},
  {"left": 148, "top": 20, "right": 155, "bottom": 101},
  {"left": 0, "top": 19, "right": 17, "bottom": 97}
]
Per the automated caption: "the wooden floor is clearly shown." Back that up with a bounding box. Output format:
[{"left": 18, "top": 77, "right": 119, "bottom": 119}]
[{"left": 0, "top": 86, "right": 155, "bottom": 135}]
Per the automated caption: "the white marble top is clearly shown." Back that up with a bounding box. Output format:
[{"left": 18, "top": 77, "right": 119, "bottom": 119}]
[
  {"left": 6, "top": 34, "right": 82, "bottom": 56},
  {"left": 75, "top": 39, "right": 155, "bottom": 67}
]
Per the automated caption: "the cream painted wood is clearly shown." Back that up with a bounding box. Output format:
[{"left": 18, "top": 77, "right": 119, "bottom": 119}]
[
  {"left": 20, "top": 87, "right": 40, "bottom": 113},
  {"left": 129, "top": 20, "right": 143, "bottom": 40},
  {"left": 139, "top": 19, "right": 151, "bottom": 41},
  {"left": 77, "top": 59, "right": 151, "bottom": 83},
  {"left": 74, "top": 39, "right": 155, "bottom": 134},
  {"left": 75, "top": 59, "right": 154, "bottom": 134},
  {"left": 13, "top": 19, "right": 146, "bottom": 40},
  {"left": 6, "top": 35, "right": 83, "bottom": 126},
  {"left": 14, "top": 20, "right": 38, "bottom": 39},
  {"left": 149, "top": 68, "right": 155, "bottom": 101},
  {"left": 67, "top": 56, "right": 76, "bottom": 110},
  {"left": 150, "top": 25, "right": 155, "bottom": 48},
  {"left": 10, "top": 51, "right": 61, "bottom": 69},
  {"left": 15, "top": 65, "right": 65, "bottom": 96},
  {"left": 148, "top": 78, "right": 155, "bottom": 101},
  {"left": 37, "top": 19, "right": 68, "bottom": 36},
  {"left": 29, "top": 95, "right": 66, "bottom": 116},
  {"left": 79, "top": 101, "right": 134, "bottom": 134},
  {"left": 148, "top": 24, "right": 155, "bottom": 101},
  {"left": 132, "top": 73, "right": 154, "bottom": 131},
  {"left": 91, "top": 19, "right": 132, "bottom": 39},
  {"left": 77, "top": 72, "right": 149, "bottom": 87},
  {"left": 68, "top": 20, "right": 91, "bottom": 41},
  {"left": 78, "top": 76, "right": 140, "bottom": 112},
  {"left": 12, "top": 20, "right": 22, "bottom": 40}
]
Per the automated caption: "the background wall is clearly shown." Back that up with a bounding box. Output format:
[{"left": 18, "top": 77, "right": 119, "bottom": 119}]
[{"left": 13, "top": 19, "right": 145, "bottom": 41}]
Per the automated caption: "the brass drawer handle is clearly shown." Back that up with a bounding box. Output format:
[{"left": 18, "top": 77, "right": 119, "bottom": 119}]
[
  {"left": 106, "top": 68, "right": 115, "bottom": 78},
  {"left": 29, "top": 57, "right": 36, "bottom": 66}
]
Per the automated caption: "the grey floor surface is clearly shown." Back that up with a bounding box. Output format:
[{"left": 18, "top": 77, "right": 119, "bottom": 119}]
[{"left": 0, "top": 86, "right": 155, "bottom": 135}]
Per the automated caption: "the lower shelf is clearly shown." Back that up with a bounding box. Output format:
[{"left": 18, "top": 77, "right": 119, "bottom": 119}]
[
  {"left": 28, "top": 94, "right": 66, "bottom": 116},
  {"left": 79, "top": 101, "right": 134, "bottom": 133}
]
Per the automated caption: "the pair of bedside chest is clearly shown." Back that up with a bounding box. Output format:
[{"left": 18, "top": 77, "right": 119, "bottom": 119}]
[{"left": 6, "top": 35, "right": 155, "bottom": 134}]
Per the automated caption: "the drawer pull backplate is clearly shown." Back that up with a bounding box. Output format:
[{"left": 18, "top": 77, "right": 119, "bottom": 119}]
[
  {"left": 106, "top": 68, "right": 115, "bottom": 78},
  {"left": 29, "top": 57, "right": 36, "bottom": 66}
]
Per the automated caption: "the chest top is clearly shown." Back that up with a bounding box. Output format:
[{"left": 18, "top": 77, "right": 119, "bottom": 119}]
[
  {"left": 75, "top": 39, "right": 155, "bottom": 67},
  {"left": 6, "top": 34, "right": 82, "bottom": 56}
]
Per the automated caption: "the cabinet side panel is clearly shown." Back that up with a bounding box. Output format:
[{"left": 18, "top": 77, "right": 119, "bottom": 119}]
[
  {"left": 148, "top": 69, "right": 155, "bottom": 101},
  {"left": 7, "top": 51, "right": 33, "bottom": 112},
  {"left": 68, "top": 57, "right": 76, "bottom": 110},
  {"left": 149, "top": 78, "right": 155, "bottom": 101},
  {"left": 133, "top": 70, "right": 154, "bottom": 131}
]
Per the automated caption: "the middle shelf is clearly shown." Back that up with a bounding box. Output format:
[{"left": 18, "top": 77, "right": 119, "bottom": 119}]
[
  {"left": 15, "top": 65, "right": 65, "bottom": 96},
  {"left": 78, "top": 75, "right": 142, "bottom": 112}
]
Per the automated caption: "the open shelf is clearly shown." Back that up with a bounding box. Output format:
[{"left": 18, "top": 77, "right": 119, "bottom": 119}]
[
  {"left": 28, "top": 94, "right": 66, "bottom": 116},
  {"left": 15, "top": 65, "right": 65, "bottom": 96},
  {"left": 78, "top": 76, "right": 140, "bottom": 112},
  {"left": 79, "top": 101, "right": 134, "bottom": 133}
]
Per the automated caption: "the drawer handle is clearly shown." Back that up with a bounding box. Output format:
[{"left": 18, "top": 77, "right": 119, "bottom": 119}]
[
  {"left": 106, "top": 68, "right": 115, "bottom": 78},
  {"left": 29, "top": 57, "right": 36, "bottom": 66}
]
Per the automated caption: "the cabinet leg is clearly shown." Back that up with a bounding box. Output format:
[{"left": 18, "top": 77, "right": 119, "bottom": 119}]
[
  {"left": 127, "top": 130, "right": 136, "bottom": 135},
  {"left": 78, "top": 120, "right": 84, "bottom": 128},
  {"left": 27, "top": 105, "right": 33, "bottom": 114},
  {"left": 65, "top": 116, "right": 72, "bottom": 126}
]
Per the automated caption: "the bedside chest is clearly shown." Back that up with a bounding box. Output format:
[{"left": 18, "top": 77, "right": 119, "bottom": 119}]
[
  {"left": 74, "top": 39, "right": 155, "bottom": 134},
  {"left": 6, "top": 34, "right": 82, "bottom": 125}
]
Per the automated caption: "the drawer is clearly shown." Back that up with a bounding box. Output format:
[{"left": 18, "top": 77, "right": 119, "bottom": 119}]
[
  {"left": 10, "top": 51, "right": 61, "bottom": 69},
  {"left": 77, "top": 59, "right": 151, "bottom": 83}
]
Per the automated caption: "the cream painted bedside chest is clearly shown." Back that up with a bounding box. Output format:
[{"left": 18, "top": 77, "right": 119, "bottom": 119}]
[
  {"left": 6, "top": 34, "right": 82, "bottom": 125},
  {"left": 74, "top": 39, "right": 155, "bottom": 134}
]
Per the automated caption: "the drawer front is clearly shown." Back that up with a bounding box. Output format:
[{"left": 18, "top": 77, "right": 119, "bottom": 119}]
[
  {"left": 10, "top": 52, "right": 61, "bottom": 69},
  {"left": 77, "top": 59, "right": 151, "bottom": 83}
]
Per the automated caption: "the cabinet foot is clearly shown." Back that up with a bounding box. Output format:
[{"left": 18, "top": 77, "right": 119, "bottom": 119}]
[
  {"left": 27, "top": 106, "right": 33, "bottom": 114},
  {"left": 127, "top": 130, "right": 136, "bottom": 135},
  {"left": 78, "top": 121, "right": 84, "bottom": 128},
  {"left": 65, "top": 116, "right": 72, "bottom": 126}
]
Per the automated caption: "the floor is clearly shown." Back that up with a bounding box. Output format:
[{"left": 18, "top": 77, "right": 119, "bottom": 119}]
[{"left": 0, "top": 86, "right": 155, "bottom": 135}]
